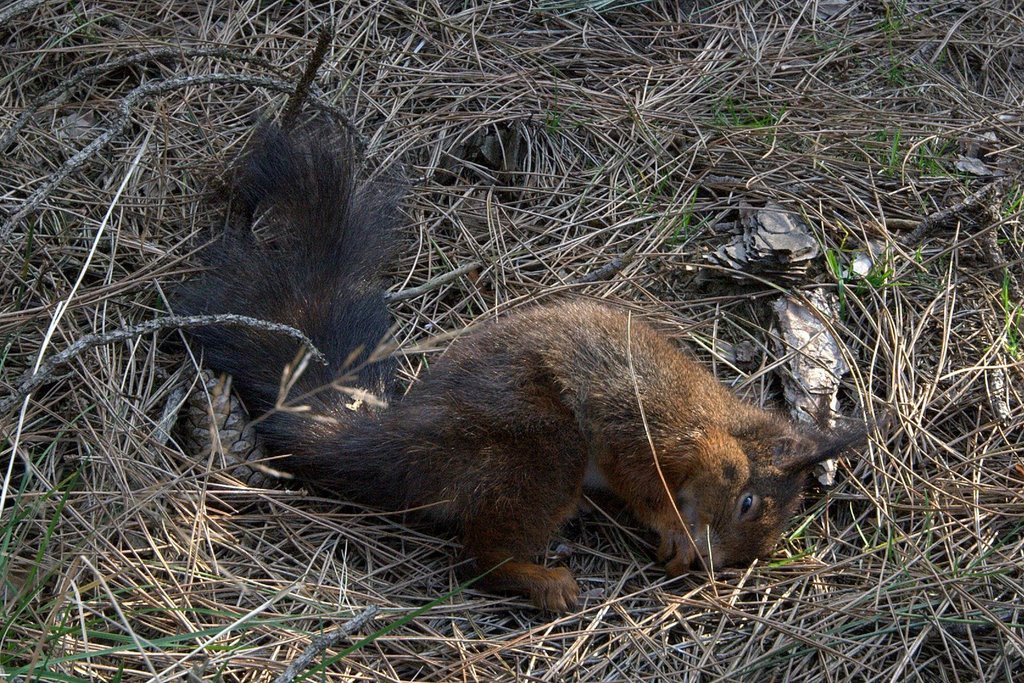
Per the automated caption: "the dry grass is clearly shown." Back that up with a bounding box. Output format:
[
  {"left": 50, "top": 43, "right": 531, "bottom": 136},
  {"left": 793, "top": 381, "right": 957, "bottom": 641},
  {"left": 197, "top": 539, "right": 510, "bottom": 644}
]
[{"left": 2, "top": 0, "right": 1023, "bottom": 681}]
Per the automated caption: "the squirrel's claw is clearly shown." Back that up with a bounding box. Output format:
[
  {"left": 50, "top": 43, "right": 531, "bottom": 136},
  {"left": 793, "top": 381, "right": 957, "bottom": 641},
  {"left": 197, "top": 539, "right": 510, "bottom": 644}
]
[{"left": 657, "top": 528, "right": 698, "bottom": 577}]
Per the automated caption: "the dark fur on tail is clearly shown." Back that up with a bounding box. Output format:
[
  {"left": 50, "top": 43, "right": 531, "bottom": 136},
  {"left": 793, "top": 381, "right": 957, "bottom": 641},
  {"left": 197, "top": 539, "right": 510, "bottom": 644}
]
[{"left": 176, "top": 116, "right": 404, "bottom": 452}]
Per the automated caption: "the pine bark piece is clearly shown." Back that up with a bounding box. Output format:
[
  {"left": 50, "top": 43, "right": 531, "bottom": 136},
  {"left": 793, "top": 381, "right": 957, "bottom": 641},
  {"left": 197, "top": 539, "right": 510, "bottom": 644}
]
[
  {"left": 772, "top": 290, "right": 850, "bottom": 485},
  {"left": 706, "top": 202, "right": 820, "bottom": 280}
]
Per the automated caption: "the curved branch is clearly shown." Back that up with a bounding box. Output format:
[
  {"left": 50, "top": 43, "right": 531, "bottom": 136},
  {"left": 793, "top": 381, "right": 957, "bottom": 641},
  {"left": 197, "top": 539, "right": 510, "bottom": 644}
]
[{"left": 0, "top": 313, "right": 327, "bottom": 415}]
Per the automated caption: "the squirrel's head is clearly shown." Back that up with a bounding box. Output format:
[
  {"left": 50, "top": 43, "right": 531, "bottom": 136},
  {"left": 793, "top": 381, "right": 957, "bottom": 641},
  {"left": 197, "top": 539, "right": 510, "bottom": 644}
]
[{"left": 671, "top": 414, "right": 867, "bottom": 570}]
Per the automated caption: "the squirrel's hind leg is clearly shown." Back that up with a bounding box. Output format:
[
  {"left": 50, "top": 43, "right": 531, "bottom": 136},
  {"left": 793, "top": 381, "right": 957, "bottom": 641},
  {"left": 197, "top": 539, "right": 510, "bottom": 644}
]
[
  {"left": 462, "top": 552, "right": 579, "bottom": 613},
  {"left": 454, "top": 439, "right": 586, "bottom": 612}
]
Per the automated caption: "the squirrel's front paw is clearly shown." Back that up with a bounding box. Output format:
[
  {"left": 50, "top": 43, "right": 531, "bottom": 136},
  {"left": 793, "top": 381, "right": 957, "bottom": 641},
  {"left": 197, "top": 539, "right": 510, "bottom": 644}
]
[
  {"left": 657, "top": 528, "right": 698, "bottom": 577},
  {"left": 527, "top": 566, "right": 580, "bottom": 612}
]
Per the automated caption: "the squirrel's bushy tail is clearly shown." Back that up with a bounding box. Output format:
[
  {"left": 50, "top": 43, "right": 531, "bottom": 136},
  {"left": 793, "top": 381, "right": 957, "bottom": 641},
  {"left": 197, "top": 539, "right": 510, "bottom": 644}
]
[{"left": 176, "top": 116, "right": 403, "bottom": 451}]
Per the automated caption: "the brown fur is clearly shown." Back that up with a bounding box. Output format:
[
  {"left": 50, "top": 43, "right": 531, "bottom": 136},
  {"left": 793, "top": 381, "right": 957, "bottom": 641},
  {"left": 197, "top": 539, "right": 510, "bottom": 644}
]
[
  {"left": 179, "top": 119, "right": 867, "bottom": 611},
  {"left": 272, "top": 301, "right": 866, "bottom": 611}
]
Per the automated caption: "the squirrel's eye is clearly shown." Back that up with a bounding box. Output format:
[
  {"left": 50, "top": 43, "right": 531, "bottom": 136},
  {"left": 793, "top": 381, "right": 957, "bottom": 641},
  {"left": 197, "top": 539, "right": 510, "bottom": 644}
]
[
  {"left": 740, "top": 495, "right": 754, "bottom": 515},
  {"left": 738, "top": 493, "right": 759, "bottom": 519}
]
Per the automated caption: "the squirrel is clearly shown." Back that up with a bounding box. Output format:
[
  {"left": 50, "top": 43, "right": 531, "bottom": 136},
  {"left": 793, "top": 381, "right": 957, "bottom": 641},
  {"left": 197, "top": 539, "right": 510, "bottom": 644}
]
[{"left": 176, "top": 116, "right": 868, "bottom": 612}]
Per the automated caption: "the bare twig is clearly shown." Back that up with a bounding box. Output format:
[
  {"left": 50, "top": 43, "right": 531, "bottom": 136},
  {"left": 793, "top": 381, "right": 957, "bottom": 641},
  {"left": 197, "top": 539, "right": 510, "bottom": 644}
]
[
  {"left": 977, "top": 219, "right": 1019, "bottom": 423},
  {"left": 979, "top": 222, "right": 1023, "bottom": 304},
  {"left": 385, "top": 262, "right": 482, "bottom": 302},
  {"left": 572, "top": 247, "right": 638, "bottom": 285},
  {"left": 272, "top": 606, "right": 380, "bottom": 683},
  {"left": 898, "top": 177, "right": 1012, "bottom": 246},
  {"left": 281, "top": 29, "right": 333, "bottom": 127},
  {"left": 0, "top": 314, "right": 326, "bottom": 415},
  {"left": 0, "top": 0, "right": 46, "bottom": 26}
]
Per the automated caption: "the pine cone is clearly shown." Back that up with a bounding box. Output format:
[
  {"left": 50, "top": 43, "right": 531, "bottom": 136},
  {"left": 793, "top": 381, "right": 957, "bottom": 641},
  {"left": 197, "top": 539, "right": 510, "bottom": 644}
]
[{"left": 180, "top": 369, "right": 273, "bottom": 487}]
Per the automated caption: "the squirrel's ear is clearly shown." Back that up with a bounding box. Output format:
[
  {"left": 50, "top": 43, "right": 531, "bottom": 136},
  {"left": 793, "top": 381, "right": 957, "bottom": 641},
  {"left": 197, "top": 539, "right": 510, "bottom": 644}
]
[
  {"left": 772, "top": 427, "right": 869, "bottom": 473},
  {"left": 771, "top": 435, "right": 819, "bottom": 472}
]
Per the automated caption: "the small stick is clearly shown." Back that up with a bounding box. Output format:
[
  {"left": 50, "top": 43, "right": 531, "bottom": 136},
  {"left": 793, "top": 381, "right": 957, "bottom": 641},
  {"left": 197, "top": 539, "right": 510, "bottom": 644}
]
[
  {"left": 0, "top": 314, "right": 326, "bottom": 416},
  {"left": 0, "top": 0, "right": 46, "bottom": 26},
  {"left": 272, "top": 605, "right": 380, "bottom": 683},
  {"left": 386, "top": 262, "right": 482, "bottom": 302},
  {"left": 979, "top": 222, "right": 1022, "bottom": 304},
  {"left": 977, "top": 214, "right": 1020, "bottom": 421},
  {"left": 572, "top": 246, "right": 639, "bottom": 285},
  {"left": 281, "top": 29, "right": 334, "bottom": 127},
  {"left": 898, "top": 177, "right": 1011, "bottom": 246}
]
